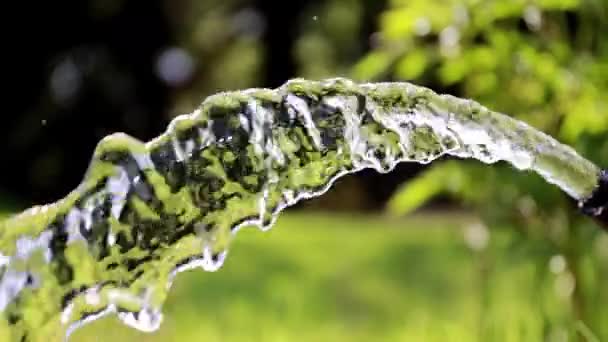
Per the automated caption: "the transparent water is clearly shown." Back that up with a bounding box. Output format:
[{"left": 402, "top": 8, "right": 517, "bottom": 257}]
[{"left": 0, "top": 78, "right": 600, "bottom": 341}]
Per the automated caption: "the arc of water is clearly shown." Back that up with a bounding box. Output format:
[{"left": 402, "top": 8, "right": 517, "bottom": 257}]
[{"left": 0, "top": 78, "right": 604, "bottom": 341}]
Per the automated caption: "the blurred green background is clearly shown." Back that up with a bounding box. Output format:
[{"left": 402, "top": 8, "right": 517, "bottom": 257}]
[{"left": 2, "top": 0, "right": 608, "bottom": 341}]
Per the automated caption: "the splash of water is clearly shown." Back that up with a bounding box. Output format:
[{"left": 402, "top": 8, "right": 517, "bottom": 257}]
[{"left": 0, "top": 78, "right": 601, "bottom": 340}]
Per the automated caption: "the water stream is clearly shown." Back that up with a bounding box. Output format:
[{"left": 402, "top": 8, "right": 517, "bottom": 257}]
[{"left": 0, "top": 78, "right": 601, "bottom": 341}]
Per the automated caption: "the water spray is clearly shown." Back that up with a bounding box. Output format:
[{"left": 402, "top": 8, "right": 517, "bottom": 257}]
[{"left": 0, "top": 78, "right": 605, "bottom": 341}]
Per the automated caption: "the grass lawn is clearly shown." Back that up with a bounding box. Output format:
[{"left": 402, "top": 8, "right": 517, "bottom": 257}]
[{"left": 65, "top": 211, "right": 606, "bottom": 341}]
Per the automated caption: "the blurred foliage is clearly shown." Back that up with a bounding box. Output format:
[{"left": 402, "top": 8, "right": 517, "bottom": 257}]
[
  {"left": 162, "top": 0, "right": 265, "bottom": 116},
  {"left": 294, "top": 0, "right": 365, "bottom": 79},
  {"left": 73, "top": 213, "right": 608, "bottom": 341},
  {"left": 354, "top": 0, "right": 608, "bottom": 337}
]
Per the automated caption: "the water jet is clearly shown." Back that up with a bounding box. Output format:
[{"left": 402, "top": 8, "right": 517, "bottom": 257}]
[{"left": 0, "top": 78, "right": 605, "bottom": 341}]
